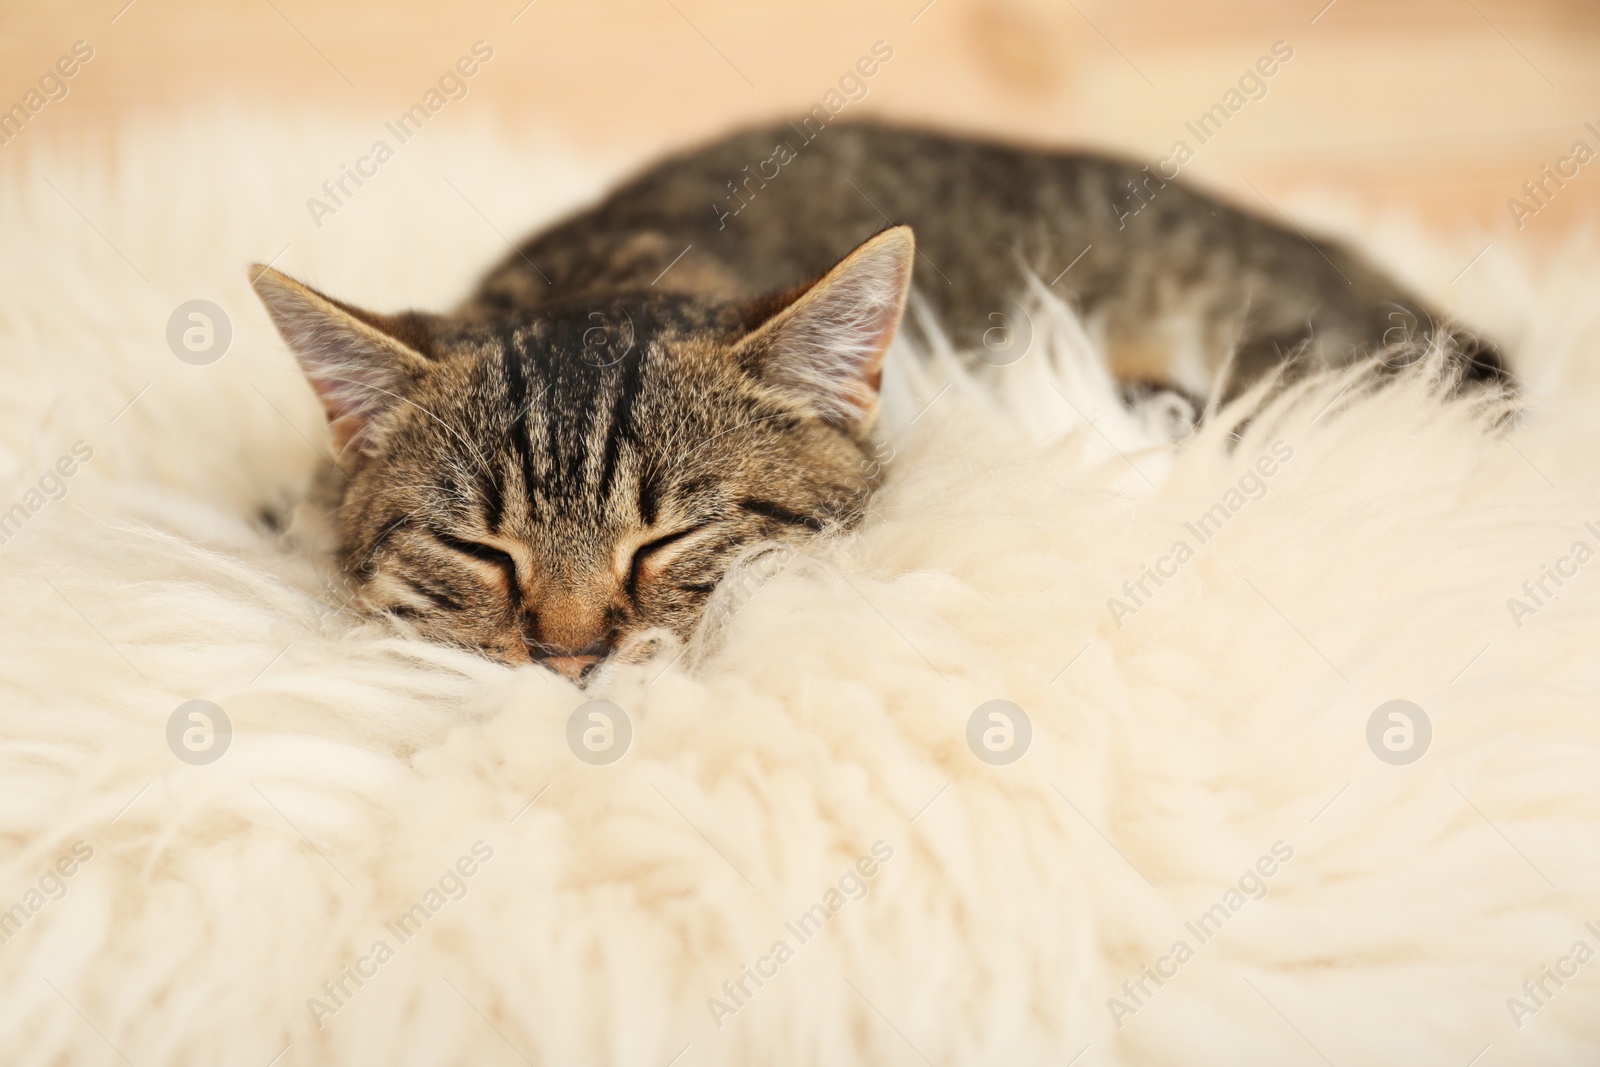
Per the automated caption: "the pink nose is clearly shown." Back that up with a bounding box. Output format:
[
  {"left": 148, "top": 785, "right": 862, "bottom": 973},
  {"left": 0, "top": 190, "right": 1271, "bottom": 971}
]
[{"left": 539, "top": 654, "right": 601, "bottom": 682}]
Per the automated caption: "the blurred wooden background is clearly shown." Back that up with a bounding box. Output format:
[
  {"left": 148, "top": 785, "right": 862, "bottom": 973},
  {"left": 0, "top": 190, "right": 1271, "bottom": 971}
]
[{"left": 2, "top": 0, "right": 1597, "bottom": 241}]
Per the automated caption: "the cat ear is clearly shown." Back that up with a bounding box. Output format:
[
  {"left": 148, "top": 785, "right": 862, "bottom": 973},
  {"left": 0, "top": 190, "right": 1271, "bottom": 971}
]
[
  {"left": 735, "top": 226, "right": 914, "bottom": 429},
  {"left": 249, "top": 265, "right": 436, "bottom": 455}
]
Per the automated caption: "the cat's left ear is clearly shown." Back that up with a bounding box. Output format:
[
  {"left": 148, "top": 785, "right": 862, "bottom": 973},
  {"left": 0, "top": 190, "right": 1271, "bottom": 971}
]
[
  {"left": 734, "top": 226, "right": 915, "bottom": 430},
  {"left": 249, "top": 265, "right": 437, "bottom": 456}
]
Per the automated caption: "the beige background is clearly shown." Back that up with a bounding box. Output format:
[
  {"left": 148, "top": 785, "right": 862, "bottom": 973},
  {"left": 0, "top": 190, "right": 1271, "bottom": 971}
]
[{"left": 2, "top": 0, "right": 1597, "bottom": 240}]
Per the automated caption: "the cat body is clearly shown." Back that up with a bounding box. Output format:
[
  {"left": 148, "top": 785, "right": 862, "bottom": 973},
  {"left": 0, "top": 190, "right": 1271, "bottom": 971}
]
[
  {"left": 466, "top": 121, "right": 1501, "bottom": 392},
  {"left": 251, "top": 120, "right": 1504, "bottom": 679}
]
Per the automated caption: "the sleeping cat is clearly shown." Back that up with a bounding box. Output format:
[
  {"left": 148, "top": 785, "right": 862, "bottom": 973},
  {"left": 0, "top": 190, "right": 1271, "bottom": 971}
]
[{"left": 251, "top": 120, "right": 1506, "bottom": 681}]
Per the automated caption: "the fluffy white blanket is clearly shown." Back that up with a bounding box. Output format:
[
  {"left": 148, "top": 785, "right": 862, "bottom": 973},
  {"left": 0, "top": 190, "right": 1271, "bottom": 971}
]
[{"left": 2, "top": 116, "right": 1597, "bottom": 1066}]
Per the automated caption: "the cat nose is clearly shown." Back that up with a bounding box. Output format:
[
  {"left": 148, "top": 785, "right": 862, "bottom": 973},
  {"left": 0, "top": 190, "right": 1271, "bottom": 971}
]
[
  {"left": 528, "top": 636, "right": 610, "bottom": 683},
  {"left": 538, "top": 653, "right": 602, "bottom": 682}
]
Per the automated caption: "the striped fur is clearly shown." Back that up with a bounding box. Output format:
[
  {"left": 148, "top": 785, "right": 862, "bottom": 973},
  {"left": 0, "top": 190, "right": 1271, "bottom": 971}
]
[
  {"left": 252, "top": 233, "right": 906, "bottom": 676},
  {"left": 252, "top": 120, "right": 1508, "bottom": 679}
]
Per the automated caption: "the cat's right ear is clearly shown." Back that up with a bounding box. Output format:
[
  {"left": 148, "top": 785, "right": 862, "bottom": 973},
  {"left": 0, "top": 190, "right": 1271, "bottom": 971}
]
[{"left": 248, "top": 265, "right": 436, "bottom": 455}]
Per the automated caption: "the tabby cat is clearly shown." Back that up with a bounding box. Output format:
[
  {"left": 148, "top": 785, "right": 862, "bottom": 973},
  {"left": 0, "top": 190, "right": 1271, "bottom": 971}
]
[{"left": 252, "top": 120, "right": 1505, "bottom": 681}]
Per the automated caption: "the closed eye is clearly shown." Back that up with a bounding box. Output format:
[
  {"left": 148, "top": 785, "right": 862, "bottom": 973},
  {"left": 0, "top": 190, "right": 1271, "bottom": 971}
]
[
  {"left": 627, "top": 525, "right": 708, "bottom": 598},
  {"left": 430, "top": 529, "right": 520, "bottom": 589}
]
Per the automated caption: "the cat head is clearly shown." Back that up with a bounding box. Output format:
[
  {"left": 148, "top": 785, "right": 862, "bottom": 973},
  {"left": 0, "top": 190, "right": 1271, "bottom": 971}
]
[{"left": 251, "top": 227, "right": 914, "bottom": 682}]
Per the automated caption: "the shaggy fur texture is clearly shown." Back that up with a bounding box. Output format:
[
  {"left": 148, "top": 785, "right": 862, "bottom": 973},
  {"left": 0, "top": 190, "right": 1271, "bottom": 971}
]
[{"left": 1, "top": 116, "right": 1597, "bottom": 1066}]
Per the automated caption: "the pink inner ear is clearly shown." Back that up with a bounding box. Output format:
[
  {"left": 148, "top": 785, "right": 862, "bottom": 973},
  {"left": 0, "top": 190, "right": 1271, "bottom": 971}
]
[
  {"left": 754, "top": 226, "right": 915, "bottom": 426},
  {"left": 298, "top": 340, "right": 410, "bottom": 455},
  {"left": 251, "top": 268, "right": 433, "bottom": 456}
]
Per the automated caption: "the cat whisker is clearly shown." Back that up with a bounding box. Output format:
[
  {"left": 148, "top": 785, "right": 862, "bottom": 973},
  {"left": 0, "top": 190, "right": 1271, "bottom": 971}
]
[{"left": 319, "top": 374, "right": 496, "bottom": 478}]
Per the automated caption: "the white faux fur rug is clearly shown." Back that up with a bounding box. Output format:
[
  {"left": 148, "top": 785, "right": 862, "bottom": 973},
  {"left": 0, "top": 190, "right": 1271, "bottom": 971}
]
[{"left": 2, "top": 115, "right": 1598, "bottom": 1067}]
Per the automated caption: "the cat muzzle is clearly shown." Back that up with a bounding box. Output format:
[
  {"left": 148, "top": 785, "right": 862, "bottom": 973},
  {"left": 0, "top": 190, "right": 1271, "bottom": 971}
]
[{"left": 538, "top": 653, "right": 603, "bottom": 683}]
